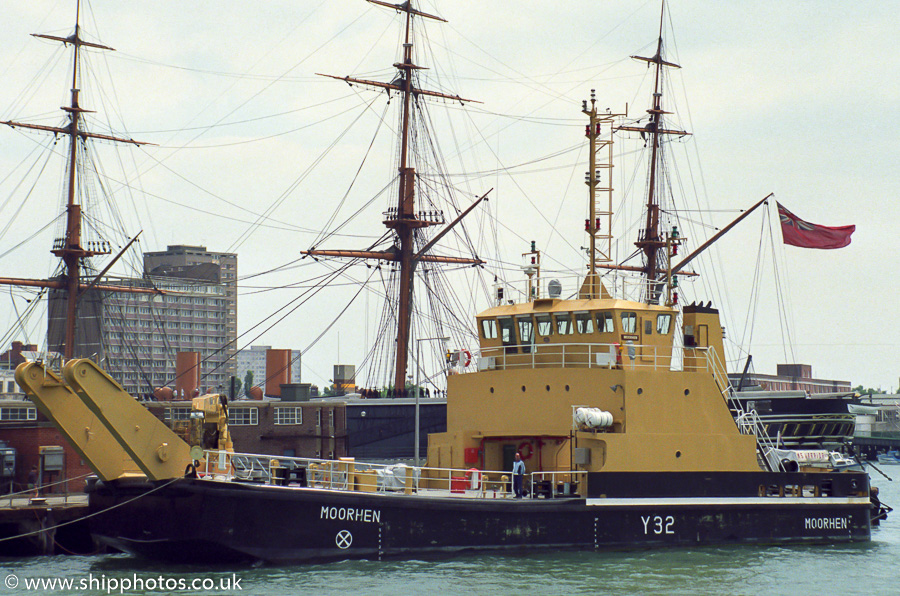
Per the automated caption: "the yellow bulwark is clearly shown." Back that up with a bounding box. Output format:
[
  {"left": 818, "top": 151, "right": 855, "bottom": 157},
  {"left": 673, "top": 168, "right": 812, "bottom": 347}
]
[
  {"left": 62, "top": 359, "right": 192, "bottom": 481},
  {"left": 15, "top": 361, "right": 142, "bottom": 482}
]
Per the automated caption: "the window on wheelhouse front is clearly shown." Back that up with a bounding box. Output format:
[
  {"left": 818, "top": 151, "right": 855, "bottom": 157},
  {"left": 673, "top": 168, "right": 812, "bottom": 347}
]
[
  {"left": 481, "top": 318, "right": 497, "bottom": 340},
  {"left": 535, "top": 314, "right": 553, "bottom": 337},
  {"left": 621, "top": 312, "right": 637, "bottom": 333},
  {"left": 555, "top": 313, "right": 574, "bottom": 335},
  {"left": 516, "top": 315, "right": 534, "bottom": 354},
  {"left": 657, "top": 314, "right": 672, "bottom": 335},
  {"left": 498, "top": 317, "right": 517, "bottom": 353},
  {"left": 597, "top": 311, "right": 615, "bottom": 333},
  {"left": 574, "top": 312, "right": 594, "bottom": 334}
]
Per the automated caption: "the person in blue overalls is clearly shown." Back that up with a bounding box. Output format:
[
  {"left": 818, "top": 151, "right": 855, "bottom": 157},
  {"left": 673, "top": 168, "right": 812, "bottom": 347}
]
[{"left": 512, "top": 452, "right": 525, "bottom": 498}]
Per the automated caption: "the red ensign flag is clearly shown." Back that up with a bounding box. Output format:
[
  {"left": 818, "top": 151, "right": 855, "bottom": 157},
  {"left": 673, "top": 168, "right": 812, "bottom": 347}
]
[{"left": 777, "top": 203, "right": 855, "bottom": 249}]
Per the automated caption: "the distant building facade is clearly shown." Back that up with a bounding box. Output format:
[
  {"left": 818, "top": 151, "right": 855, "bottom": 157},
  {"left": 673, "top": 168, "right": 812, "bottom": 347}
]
[
  {"left": 102, "top": 277, "right": 230, "bottom": 396},
  {"left": 0, "top": 393, "right": 93, "bottom": 493},
  {"left": 145, "top": 398, "right": 346, "bottom": 460},
  {"left": 46, "top": 244, "right": 237, "bottom": 397},
  {"left": 235, "top": 346, "right": 302, "bottom": 392},
  {"left": 144, "top": 245, "right": 237, "bottom": 379},
  {"left": 0, "top": 342, "right": 38, "bottom": 370}
]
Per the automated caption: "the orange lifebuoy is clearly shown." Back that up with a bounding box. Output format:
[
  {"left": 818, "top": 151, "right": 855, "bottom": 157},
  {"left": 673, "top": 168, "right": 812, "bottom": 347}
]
[
  {"left": 518, "top": 441, "right": 533, "bottom": 460},
  {"left": 463, "top": 349, "right": 472, "bottom": 367}
]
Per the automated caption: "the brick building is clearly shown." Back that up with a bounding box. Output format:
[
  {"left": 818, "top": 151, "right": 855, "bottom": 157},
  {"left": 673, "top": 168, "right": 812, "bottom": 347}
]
[
  {"left": 0, "top": 396, "right": 93, "bottom": 493},
  {"left": 145, "top": 399, "right": 348, "bottom": 460}
]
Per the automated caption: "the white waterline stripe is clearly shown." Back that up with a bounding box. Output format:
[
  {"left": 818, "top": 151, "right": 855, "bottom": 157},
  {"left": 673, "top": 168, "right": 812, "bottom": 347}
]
[{"left": 586, "top": 496, "right": 871, "bottom": 507}]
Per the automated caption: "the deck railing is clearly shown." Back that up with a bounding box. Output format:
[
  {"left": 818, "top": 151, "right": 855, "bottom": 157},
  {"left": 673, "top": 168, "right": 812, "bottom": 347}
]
[
  {"left": 201, "top": 451, "right": 586, "bottom": 500},
  {"left": 475, "top": 342, "right": 682, "bottom": 373}
]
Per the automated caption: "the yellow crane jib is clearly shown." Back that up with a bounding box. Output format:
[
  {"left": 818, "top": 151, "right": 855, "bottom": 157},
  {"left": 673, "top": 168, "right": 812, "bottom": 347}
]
[
  {"left": 62, "top": 358, "right": 192, "bottom": 481},
  {"left": 15, "top": 361, "right": 142, "bottom": 482}
]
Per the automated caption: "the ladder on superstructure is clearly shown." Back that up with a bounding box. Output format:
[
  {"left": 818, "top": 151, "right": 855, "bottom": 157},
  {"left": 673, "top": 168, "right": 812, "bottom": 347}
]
[{"left": 706, "top": 348, "right": 778, "bottom": 471}]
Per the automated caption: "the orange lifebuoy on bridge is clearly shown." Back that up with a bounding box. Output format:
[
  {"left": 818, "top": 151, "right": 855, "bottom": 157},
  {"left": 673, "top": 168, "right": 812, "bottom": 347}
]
[
  {"left": 463, "top": 349, "right": 472, "bottom": 367},
  {"left": 518, "top": 441, "right": 533, "bottom": 460}
]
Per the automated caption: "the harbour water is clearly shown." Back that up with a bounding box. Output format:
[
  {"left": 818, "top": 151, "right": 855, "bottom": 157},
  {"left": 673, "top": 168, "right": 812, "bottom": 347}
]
[{"left": 2, "top": 476, "right": 897, "bottom": 596}]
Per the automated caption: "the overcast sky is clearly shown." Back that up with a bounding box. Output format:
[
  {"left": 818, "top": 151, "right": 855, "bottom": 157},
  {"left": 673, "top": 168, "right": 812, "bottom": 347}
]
[{"left": 1, "top": 1, "right": 897, "bottom": 392}]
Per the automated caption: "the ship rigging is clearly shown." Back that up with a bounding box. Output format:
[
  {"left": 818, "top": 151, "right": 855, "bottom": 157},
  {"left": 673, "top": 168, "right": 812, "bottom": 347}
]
[{"left": 302, "top": 0, "right": 487, "bottom": 393}]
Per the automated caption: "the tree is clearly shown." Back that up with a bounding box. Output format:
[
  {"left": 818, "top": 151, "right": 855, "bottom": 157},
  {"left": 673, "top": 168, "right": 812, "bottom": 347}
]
[
  {"left": 852, "top": 384, "right": 885, "bottom": 396},
  {"left": 244, "top": 370, "right": 254, "bottom": 398},
  {"left": 233, "top": 377, "right": 242, "bottom": 397}
]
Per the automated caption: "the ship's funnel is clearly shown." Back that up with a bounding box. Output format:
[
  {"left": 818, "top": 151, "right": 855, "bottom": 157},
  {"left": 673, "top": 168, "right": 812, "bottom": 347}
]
[
  {"left": 265, "top": 349, "right": 291, "bottom": 397},
  {"left": 175, "top": 351, "right": 200, "bottom": 400}
]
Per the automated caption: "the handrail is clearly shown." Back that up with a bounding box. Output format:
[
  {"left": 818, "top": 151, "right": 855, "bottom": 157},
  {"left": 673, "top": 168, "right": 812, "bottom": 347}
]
[
  {"left": 475, "top": 341, "right": 680, "bottom": 373},
  {"left": 702, "top": 347, "right": 776, "bottom": 470},
  {"left": 202, "top": 450, "right": 586, "bottom": 499}
]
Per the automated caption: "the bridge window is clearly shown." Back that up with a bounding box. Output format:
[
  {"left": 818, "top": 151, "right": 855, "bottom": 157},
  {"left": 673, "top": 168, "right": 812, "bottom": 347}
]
[
  {"left": 596, "top": 311, "right": 615, "bottom": 333},
  {"left": 621, "top": 312, "right": 637, "bottom": 333},
  {"left": 481, "top": 318, "right": 498, "bottom": 339},
  {"left": 555, "top": 313, "right": 574, "bottom": 335},
  {"left": 657, "top": 314, "right": 672, "bottom": 335},
  {"left": 575, "top": 312, "right": 594, "bottom": 334},
  {"left": 498, "top": 317, "right": 517, "bottom": 353},
  {"left": 516, "top": 315, "right": 534, "bottom": 354},
  {"left": 535, "top": 314, "right": 553, "bottom": 337}
]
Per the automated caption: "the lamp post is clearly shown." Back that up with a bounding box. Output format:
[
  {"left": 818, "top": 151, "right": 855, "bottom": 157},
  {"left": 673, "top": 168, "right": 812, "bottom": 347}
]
[{"left": 415, "top": 336, "right": 449, "bottom": 466}]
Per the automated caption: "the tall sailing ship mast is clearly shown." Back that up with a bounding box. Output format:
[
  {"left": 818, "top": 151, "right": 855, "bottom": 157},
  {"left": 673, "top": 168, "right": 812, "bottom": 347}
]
[
  {"left": 601, "top": 1, "right": 690, "bottom": 304},
  {"left": 0, "top": 0, "right": 158, "bottom": 361},
  {"left": 303, "top": 0, "right": 485, "bottom": 392},
  {"left": 604, "top": 1, "right": 771, "bottom": 308}
]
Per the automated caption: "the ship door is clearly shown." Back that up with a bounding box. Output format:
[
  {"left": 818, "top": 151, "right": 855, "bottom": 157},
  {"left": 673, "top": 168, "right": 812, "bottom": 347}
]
[
  {"left": 640, "top": 317, "right": 654, "bottom": 363},
  {"left": 502, "top": 444, "right": 517, "bottom": 473},
  {"left": 697, "top": 324, "right": 708, "bottom": 347}
]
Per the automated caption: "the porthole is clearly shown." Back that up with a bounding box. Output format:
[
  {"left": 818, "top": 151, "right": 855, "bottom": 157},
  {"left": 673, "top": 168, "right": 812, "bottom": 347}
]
[
  {"left": 489, "top": 387, "right": 494, "bottom": 394},
  {"left": 521, "top": 385, "right": 526, "bottom": 392},
  {"left": 565, "top": 385, "right": 570, "bottom": 392},
  {"left": 637, "top": 388, "right": 643, "bottom": 395},
  {"left": 545, "top": 385, "right": 550, "bottom": 392},
  {"left": 675, "top": 451, "right": 682, "bottom": 458},
  {"left": 684, "top": 389, "right": 690, "bottom": 396}
]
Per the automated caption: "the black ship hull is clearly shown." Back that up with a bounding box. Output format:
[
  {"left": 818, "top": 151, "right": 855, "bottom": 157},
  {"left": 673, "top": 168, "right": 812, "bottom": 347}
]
[{"left": 86, "top": 470, "right": 872, "bottom": 564}]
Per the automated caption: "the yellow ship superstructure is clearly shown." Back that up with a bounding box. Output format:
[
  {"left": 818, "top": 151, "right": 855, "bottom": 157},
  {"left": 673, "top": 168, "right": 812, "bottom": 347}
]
[{"left": 427, "top": 297, "right": 761, "bottom": 478}]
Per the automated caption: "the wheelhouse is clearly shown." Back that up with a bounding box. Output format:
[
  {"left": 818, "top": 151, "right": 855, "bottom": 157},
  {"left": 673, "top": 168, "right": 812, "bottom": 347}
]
[{"left": 476, "top": 298, "right": 677, "bottom": 371}]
